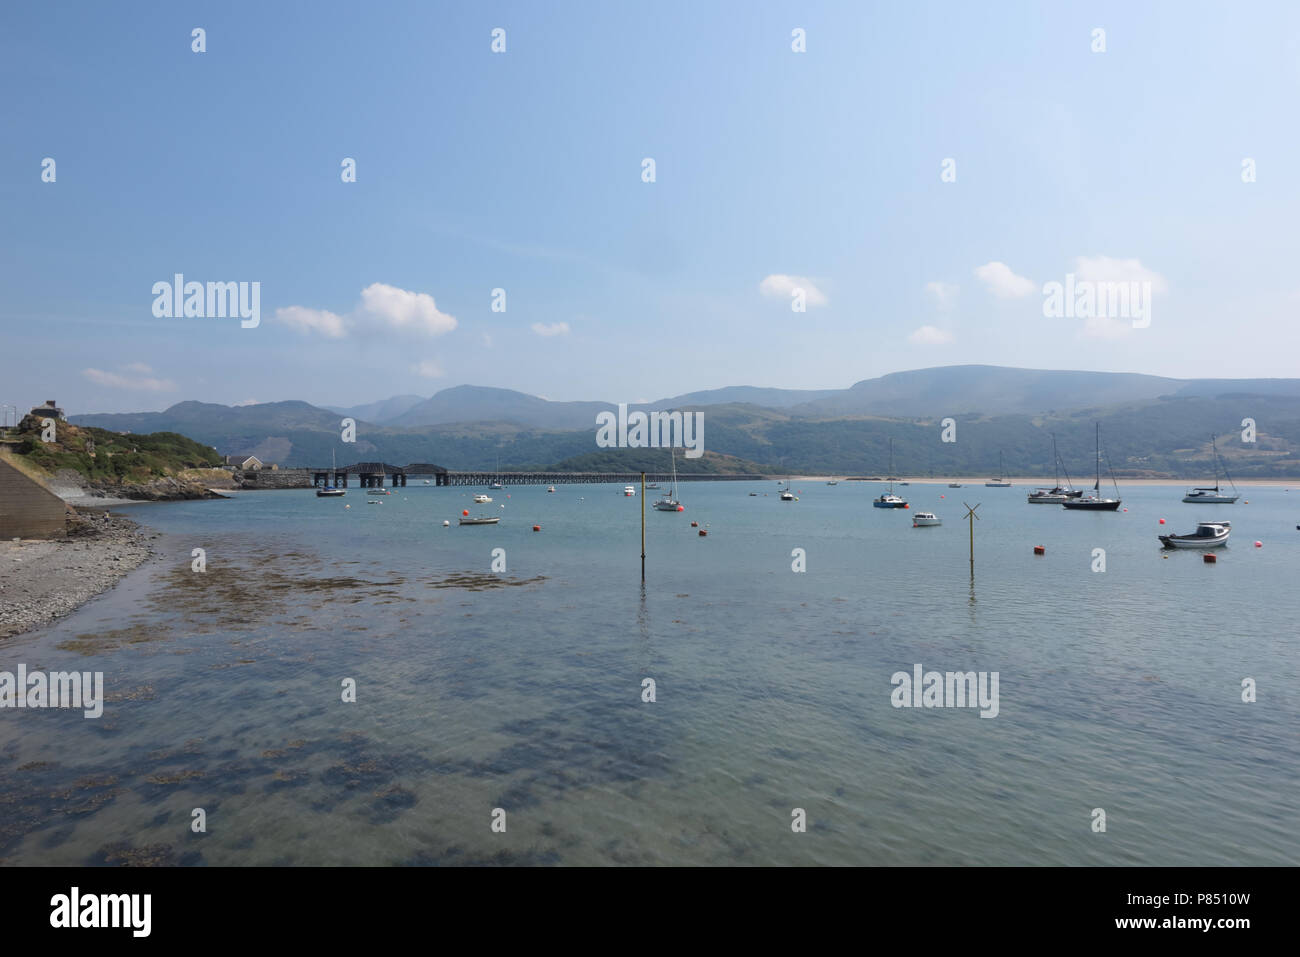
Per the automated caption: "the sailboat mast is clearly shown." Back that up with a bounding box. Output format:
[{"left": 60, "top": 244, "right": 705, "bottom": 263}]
[
  {"left": 1211, "top": 434, "right": 1219, "bottom": 492},
  {"left": 1094, "top": 423, "right": 1101, "bottom": 491}
]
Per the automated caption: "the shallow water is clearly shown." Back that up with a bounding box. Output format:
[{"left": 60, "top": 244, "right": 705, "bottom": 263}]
[{"left": 1, "top": 481, "right": 1297, "bottom": 865}]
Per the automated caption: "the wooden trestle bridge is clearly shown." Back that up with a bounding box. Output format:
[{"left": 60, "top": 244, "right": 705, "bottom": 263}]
[{"left": 309, "top": 463, "right": 765, "bottom": 488}]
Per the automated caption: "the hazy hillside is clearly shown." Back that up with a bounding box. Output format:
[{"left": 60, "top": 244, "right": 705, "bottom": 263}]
[
  {"left": 68, "top": 366, "right": 1300, "bottom": 476},
  {"left": 792, "top": 366, "right": 1184, "bottom": 417},
  {"left": 325, "top": 394, "right": 425, "bottom": 423}
]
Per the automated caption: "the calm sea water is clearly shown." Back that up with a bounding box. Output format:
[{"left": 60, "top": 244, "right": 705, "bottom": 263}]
[{"left": 2, "top": 481, "right": 1297, "bottom": 866}]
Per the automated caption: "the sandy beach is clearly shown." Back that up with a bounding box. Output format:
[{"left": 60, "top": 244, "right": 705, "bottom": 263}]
[
  {"left": 792, "top": 476, "right": 1300, "bottom": 487},
  {"left": 0, "top": 511, "right": 155, "bottom": 639}
]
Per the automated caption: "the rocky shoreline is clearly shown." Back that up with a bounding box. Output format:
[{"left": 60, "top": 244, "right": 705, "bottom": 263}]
[{"left": 0, "top": 511, "right": 156, "bottom": 639}]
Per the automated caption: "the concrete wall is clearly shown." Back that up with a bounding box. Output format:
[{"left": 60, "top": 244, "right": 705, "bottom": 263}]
[{"left": 0, "top": 459, "right": 67, "bottom": 539}]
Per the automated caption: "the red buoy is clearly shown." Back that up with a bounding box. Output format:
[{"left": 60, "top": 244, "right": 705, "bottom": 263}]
[
  {"left": 676, "top": 505, "right": 684, "bottom": 511},
  {"left": 1255, "top": 540, "right": 1262, "bottom": 548},
  {"left": 462, "top": 509, "right": 469, "bottom": 516},
  {"left": 903, "top": 503, "right": 910, "bottom": 509},
  {"left": 698, "top": 529, "right": 708, "bottom": 537},
  {"left": 532, "top": 525, "right": 541, "bottom": 532},
  {"left": 1204, "top": 553, "right": 1217, "bottom": 563},
  {"left": 1158, "top": 518, "right": 1165, "bottom": 524},
  {"left": 1033, "top": 545, "right": 1045, "bottom": 555},
  {"left": 690, "top": 521, "right": 698, "bottom": 527}
]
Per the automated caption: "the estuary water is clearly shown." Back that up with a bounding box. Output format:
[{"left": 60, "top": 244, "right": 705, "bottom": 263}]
[{"left": 1, "top": 480, "right": 1297, "bottom": 866}]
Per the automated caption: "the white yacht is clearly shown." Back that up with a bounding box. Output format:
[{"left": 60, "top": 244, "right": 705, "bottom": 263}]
[
  {"left": 873, "top": 439, "right": 908, "bottom": 508},
  {"left": 1183, "top": 435, "right": 1239, "bottom": 504},
  {"left": 912, "top": 512, "right": 941, "bottom": 527},
  {"left": 653, "top": 449, "right": 682, "bottom": 511},
  {"left": 985, "top": 451, "right": 1012, "bottom": 487}
]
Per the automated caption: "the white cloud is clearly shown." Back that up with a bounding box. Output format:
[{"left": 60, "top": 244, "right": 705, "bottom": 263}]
[
  {"left": 908, "top": 325, "right": 955, "bottom": 345},
  {"left": 275, "top": 305, "right": 347, "bottom": 338},
  {"left": 232, "top": 398, "right": 261, "bottom": 406},
  {"left": 413, "top": 359, "right": 444, "bottom": 378},
  {"left": 925, "top": 281, "right": 959, "bottom": 310},
  {"left": 531, "top": 322, "right": 570, "bottom": 337},
  {"left": 82, "top": 367, "right": 177, "bottom": 392},
  {"left": 1067, "top": 256, "right": 1168, "bottom": 339},
  {"left": 759, "top": 274, "right": 828, "bottom": 306},
  {"left": 357, "top": 283, "right": 457, "bottom": 336},
  {"left": 973, "top": 261, "right": 1035, "bottom": 299},
  {"left": 1071, "top": 255, "right": 1168, "bottom": 293},
  {"left": 275, "top": 284, "right": 457, "bottom": 338}
]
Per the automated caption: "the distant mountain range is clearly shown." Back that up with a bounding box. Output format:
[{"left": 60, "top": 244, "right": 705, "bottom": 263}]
[{"left": 71, "top": 365, "right": 1300, "bottom": 477}]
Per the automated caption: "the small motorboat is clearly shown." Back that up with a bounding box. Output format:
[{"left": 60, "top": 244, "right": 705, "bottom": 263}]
[
  {"left": 826, "top": 480, "right": 838, "bottom": 485},
  {"left": 912, "top": 511, "right": 941, "bottom": 527},
  {"left": 779, "top": 485, "right": 795, "bottom": 501},
  {"left": 948, "top": 482, "right": 962, "bottom": 488},
  {"left": 367, "top": 488, "right": 391, "bottom": 496},
  {"left": 316, "top": 486, "right": 345, "bottom": 498},
  {"left": 623, "top": 485, "right": 636, "bottom": 496},
  {"left": 1159, "top": 521, "right": 1230, "bottom": 549},
  {"left": 748, "top": 492, "right": 758, "bottom": 496},
  {"left": 547, "top": 485, "right": 557, "bottom": 493},
  {"left": 459, "top": 515, "right": 500, "bottom": 525},
  {"left": 490, "top": 481, "right": 504, "bottom": 490},
  {"left": 473, "top": 493, "right": 493, "bottom": 504},
  {"left": 424, "top": 480, "right": 431, "bottom": 485}
]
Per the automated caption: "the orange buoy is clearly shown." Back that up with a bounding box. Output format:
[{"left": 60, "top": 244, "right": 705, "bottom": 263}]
[
  {"left": 698, "top": 529, "right": 708, "bottom": 537},
  {"left": 676, "top": 505, "right": 684, "bottom": 511},
  {"left": 1033, "top": 545, "right": 1045, "bottom": 555},
  {"left": 1204, "top": 553, "right": 1217, "bottom": 563},
  {"left": 903, "top": 503, "right": 910, "bottom": 509},
  {"left": 1158, "top": 518, "right": 1165, "bottom": 524},
  {"left": 462, "top": 509, "right": 469, "bottom": 516},
  {"left": 532, "top": 525, "right": 541, "bottom": 532}
]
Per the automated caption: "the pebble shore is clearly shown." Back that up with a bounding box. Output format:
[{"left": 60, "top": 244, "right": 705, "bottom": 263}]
[{"left": 0, "top": 512, "right": 155, "bottom": 639}]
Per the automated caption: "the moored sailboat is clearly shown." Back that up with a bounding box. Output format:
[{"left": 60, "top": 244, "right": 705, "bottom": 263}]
[
  {"left": 985, "top": 451, "right": 1011, "bottom": 487},
  {"left": 653, "top": 449, "right": 683, "bottom": 511},
  {"left": 1028, "top": 433, "right": 1083, "bottom": 503},
  {"left": 874, "top": 438, "right": 908, "bottom": 507},
  {"left": 1182, "top": 435, "right": 1239, "bottom": 504},
  {"left": 1061, "top": 423, "right": 1121, "bottom": 510}
]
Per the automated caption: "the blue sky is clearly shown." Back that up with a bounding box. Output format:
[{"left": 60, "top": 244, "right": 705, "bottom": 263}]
[{"left": 2, "top": 1, "right": 1298, "bottom": 414}]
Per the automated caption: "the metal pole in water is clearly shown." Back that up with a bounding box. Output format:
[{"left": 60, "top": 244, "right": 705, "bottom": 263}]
[
  {"left": 640, "top": 471, "right": 646, "bottom": 582},
  {"left": 964, "top": 502, "right": 980, "bottom": 576}
]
